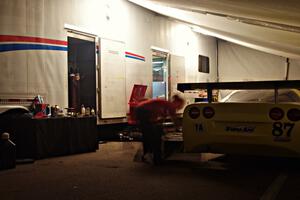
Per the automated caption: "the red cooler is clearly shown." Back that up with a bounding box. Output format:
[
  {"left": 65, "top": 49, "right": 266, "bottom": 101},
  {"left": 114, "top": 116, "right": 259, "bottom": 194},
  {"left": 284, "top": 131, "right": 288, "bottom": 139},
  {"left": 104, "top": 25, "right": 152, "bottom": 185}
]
[{"left": 128, "top": 84, "right": 147, "bottom": 125}]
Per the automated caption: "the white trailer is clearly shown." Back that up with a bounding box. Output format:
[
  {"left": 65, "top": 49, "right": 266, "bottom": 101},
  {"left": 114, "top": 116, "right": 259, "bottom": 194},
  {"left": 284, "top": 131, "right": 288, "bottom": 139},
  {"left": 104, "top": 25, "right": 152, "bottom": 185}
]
[
  {"left": 0, "top": 0, "right": 217, "bottom": 124},
  {"left": 3, "top": 0, "right": 298, "bottom": 125}
]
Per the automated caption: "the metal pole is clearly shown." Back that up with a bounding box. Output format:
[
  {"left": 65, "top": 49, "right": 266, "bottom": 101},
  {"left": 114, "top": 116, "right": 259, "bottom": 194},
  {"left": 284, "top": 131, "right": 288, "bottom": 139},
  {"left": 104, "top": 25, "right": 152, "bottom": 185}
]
[
  {"left": 207, "top": 87, "right": 213, "bottom": 103},
  {"left": 274, "top": 88, "right": 278, "bottom": 103},
  {"left": 285, "top": 58, "right": 290, "bottom": 80}
]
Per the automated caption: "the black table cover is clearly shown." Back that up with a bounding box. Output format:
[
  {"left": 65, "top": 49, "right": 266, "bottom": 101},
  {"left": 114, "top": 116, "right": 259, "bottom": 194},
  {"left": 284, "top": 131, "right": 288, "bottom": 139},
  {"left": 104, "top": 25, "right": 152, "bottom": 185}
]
[{"left": 1, "top": 116, "right": 98, "bottom": 159}]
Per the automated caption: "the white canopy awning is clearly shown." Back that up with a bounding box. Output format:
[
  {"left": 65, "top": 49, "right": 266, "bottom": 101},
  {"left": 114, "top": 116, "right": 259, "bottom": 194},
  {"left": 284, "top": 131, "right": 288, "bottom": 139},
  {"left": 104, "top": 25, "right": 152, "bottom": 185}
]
[{"left": 129, "top": 0, "right": 300, "bottom": 59}]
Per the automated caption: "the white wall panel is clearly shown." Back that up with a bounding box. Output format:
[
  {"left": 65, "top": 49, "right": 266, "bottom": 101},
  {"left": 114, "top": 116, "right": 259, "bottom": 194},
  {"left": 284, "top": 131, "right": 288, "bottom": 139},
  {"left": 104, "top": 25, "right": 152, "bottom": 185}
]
[
  {"left": 27, "top": 51, "right": 67, "bottom": 107},
  {"left": 289, "top": 59, "right": 300, "bottom": 80},
  {"left": 151, "top": 17, "right": 218, "bottom": 83},
  {"left": 184, "top": 32, "right": 217, "bottom": 83},
  {"left": 0, "top": 0, "right": 26, "bottom": 35},
  {"left": 123, "top": 3, "right": 154, "bottom": 102},
  {"left": 218, "top": 40, "right": 287, "bottom": 81},
  {"left": 26, "top": 0, "right": 45, "bottom": 37},
  {"left": 170, "top": 54, "right": 185, "bottom": 96},
  {"left": 27, "top": 51, "right": 47, "bottom": 95},
  {"left": 0, "top": 52, "right": 28, "bottom": 94},
  {"left": 44, "top": 0, "right": 71, "bottom": 40}
]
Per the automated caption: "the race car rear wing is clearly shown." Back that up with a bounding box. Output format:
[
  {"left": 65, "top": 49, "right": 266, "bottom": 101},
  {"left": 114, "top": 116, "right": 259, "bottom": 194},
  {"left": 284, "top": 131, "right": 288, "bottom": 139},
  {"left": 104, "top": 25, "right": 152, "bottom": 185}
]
[{"left": 177, "top": 80, "right": 300, "bottom": 103}]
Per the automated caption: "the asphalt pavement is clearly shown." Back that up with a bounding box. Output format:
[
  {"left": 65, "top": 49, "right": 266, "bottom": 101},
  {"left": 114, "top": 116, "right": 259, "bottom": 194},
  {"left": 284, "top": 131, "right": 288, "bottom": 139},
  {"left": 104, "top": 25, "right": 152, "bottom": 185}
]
[{"left": 1, "top": 141, "right": 300, "bottom": 200}]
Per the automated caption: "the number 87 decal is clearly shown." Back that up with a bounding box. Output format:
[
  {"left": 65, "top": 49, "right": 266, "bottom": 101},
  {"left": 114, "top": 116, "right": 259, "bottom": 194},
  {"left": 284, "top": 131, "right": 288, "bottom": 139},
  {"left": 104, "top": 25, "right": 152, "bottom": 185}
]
[{"left": 272, "top": 122, "right": 295, "bottom": 137}]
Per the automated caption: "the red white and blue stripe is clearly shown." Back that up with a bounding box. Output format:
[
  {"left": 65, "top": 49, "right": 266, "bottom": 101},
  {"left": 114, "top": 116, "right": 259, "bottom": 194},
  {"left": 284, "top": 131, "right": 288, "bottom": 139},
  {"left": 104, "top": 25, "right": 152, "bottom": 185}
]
[
  {"left": 0, "top": 35, "right": 68, "bottom": 52},
  {"left": 125, "top": 51, "right": 145, "bottom": 61}
]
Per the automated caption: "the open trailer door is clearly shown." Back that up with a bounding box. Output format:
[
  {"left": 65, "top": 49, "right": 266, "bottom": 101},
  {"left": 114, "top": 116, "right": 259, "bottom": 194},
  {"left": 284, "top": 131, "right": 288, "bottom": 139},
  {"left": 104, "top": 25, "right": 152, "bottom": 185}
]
[
  {"left": 67, "top": 33, "right": 96, "bottom": 113},
  {"left": 99, "top": 38, "right": 126, "bottom": 119}
]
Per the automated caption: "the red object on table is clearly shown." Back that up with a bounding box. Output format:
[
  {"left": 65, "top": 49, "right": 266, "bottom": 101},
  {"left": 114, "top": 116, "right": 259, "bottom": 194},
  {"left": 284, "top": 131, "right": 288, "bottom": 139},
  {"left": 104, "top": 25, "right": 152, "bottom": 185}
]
[
  {"left": 127, "top": 84, "right": 147, "bottom": 125},
  {"left": 33, "top": 103, "right": 47, "bottom": 118}
]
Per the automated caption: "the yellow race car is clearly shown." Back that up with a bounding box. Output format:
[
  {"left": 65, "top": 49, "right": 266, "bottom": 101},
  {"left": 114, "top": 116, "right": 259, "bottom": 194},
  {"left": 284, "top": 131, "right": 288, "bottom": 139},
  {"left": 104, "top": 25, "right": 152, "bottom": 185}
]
[{"left": 178, "top": 80, "right": 300, "bottom": 157}]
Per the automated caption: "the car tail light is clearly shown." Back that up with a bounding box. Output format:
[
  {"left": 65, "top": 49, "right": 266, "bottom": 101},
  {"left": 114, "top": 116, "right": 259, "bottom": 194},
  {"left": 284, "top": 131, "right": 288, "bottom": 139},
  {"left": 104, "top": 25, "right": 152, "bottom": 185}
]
[
  {"left": 203, "top": 106, "right": 215, "bottom": 119},
  {"left": 269, "top": 107, "right": 284, "bottom": 121},
  {"left": 188, "top": 107, "right": 200, "bottom": 119},
  {"left": 287, "top": 108, "right": 300, "bottom": 122}
]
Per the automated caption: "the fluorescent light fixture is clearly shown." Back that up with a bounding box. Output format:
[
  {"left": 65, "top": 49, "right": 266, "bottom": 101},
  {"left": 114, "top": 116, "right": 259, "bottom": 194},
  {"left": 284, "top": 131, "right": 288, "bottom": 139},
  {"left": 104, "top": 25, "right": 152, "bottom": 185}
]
[
  {"left": 128, "top": 0, "right": 191, "bottom": 22},
  {"left": 153, "top": 61, "right": 164, "bottom": 64}
]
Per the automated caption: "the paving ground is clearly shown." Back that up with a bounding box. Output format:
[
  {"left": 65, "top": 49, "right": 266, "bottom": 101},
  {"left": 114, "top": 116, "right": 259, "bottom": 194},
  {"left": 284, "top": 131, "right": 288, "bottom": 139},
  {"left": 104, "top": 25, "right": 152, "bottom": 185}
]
[{"left": 1, "top": 141, "right": 300, "bottom": 200}]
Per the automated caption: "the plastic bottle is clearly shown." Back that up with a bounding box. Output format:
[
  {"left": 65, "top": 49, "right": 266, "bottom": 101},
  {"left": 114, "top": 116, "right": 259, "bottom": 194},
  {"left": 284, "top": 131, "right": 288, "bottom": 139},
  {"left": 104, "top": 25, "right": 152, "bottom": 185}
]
[
  {"left": 91, "top": 108, "right": 95, "bottom": 116},
  {"left": 86, "top": 107, "right": 90, "bottom": 116},
  {"left": 81, "top": 105, "right": 86, "bottom": 116},
  {"left": 46, "top": 104, "right": 51, "bottom": 117},
  {"left": 0, "top": 132, "right": 16, "bottom": 170}
]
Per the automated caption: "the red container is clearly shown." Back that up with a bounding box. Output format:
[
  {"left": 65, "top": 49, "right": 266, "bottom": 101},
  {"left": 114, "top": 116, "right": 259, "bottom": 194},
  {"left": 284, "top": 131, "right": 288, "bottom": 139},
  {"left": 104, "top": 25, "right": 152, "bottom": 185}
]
[
  {"left": 127, "top": 84, "right": 147, "bottom": 124},
  {"left": 34, "top": 103, "right": 48, "bottom": 118}
]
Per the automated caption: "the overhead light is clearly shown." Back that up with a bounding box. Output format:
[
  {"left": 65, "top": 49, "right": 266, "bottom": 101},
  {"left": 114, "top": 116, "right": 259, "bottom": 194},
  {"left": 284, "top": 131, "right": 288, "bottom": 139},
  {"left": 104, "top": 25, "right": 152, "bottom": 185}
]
[
  {"left": 153, "top": 61, "right": 164, "bottom": 64},
  {"left": 128, "top": 0, "right": 190, "bottom": 21}
]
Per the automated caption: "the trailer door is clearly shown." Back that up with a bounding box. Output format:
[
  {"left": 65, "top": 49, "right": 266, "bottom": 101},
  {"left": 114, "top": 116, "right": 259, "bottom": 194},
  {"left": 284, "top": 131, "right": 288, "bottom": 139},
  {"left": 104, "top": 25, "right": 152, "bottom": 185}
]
[
  {"left": 67, "top": 34, "right": 96, "bottom": 113},
  {"left": 99, "top": 38, "right": 126, "bottom": 119},
  {"left": 152, "top": 50, "right": 169, "bottom": 100}
]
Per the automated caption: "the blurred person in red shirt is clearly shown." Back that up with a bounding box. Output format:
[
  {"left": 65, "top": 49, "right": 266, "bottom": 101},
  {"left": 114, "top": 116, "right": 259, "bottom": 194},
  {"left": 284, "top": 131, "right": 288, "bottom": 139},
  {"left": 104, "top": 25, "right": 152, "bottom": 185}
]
[{"left": 135, "top": 94, "right": 185, "bottom": 165}]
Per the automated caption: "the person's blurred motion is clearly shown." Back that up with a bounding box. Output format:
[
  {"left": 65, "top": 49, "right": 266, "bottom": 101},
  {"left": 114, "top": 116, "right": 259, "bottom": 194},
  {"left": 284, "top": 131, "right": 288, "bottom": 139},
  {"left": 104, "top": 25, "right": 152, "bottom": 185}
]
[{"left": 135, "top": 95, "right": 185, "bottom": 165}]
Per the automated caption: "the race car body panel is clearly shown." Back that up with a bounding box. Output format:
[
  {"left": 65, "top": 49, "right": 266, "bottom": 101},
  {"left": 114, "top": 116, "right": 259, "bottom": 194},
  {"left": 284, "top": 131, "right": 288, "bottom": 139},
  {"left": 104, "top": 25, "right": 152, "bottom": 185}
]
[
  {"left": 180, "top": 80, "right": 300, "bottom": 157},
  {"left": 183, "top": 103, "right": 300, "bottom": 157}
]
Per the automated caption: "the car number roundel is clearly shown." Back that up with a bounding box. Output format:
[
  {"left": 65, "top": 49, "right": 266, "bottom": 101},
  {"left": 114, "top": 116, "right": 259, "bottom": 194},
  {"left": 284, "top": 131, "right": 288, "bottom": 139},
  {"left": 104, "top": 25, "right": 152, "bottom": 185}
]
[{"left": 189, "top": 107, "right": 200, "bottom": 119}]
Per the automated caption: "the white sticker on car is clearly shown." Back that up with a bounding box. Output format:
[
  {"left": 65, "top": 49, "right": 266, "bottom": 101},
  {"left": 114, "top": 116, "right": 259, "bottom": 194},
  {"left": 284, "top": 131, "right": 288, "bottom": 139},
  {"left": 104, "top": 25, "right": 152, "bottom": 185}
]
[{"left": 225, "top": 125, "right": 255, "bottom": 133}]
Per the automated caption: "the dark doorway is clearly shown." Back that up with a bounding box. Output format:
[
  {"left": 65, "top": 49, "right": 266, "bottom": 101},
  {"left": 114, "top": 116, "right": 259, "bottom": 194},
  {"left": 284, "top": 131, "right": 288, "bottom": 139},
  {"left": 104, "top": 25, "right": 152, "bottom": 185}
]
[{"left": 67, "top": 36, "right": 96, "bottom": 112}]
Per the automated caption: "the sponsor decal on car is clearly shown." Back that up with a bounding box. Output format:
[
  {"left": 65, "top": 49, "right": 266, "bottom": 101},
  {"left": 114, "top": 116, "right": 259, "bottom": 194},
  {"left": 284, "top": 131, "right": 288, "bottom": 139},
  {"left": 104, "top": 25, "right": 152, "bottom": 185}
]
[{"left": 225, "top": 125, "right": 255, "bottom": 133}]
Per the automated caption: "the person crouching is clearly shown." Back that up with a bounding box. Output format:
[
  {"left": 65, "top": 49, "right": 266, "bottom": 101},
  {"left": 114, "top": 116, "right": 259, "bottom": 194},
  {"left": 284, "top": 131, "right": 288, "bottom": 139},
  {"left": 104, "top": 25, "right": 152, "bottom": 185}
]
[{"left": 135, "top": 95, "right": 185, "bottom": 165}]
